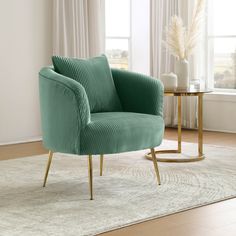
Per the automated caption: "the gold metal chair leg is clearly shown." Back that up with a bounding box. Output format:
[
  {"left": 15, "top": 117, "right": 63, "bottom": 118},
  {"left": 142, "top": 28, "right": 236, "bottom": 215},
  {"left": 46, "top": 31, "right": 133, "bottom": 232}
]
[
  {"left": 43, "top": 151, "right": 53, "bottom": 187},
  {"left": 100, "top": 154, "right": 104, "bottom": 176},
  {"left": 150, "top": 148, "right": 161, "bottom": 185},
  {"left": 88, "top": 155, "right": 93, "bottom": 200}
]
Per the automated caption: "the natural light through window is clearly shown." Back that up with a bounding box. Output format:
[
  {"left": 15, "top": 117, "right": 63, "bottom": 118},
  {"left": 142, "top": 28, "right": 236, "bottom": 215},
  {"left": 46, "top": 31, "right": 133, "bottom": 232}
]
[
  {"left": 208, "top": 0, "right": 236, "bottom": 90},
  {"left": 105, "top": 0, "right": 131, "bottom": 70}
]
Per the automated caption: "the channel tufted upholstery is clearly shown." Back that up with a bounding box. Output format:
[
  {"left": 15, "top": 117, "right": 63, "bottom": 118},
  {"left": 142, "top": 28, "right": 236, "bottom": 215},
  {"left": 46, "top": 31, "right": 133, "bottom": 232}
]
[{"left": 39, "top": 55, "right": 164, "bottom": 199}]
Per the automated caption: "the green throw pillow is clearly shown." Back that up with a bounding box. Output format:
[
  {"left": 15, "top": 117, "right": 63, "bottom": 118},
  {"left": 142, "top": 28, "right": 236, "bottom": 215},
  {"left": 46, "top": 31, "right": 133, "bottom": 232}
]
[{"left": 52, "top": 55, "right": 122, "bottom": 113}]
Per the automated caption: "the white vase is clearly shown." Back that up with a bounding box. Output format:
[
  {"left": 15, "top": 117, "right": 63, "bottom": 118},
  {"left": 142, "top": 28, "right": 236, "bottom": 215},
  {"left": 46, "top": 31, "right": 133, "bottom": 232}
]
[{"left": 175, "top": 59, "right": 189, "bottom": 89}]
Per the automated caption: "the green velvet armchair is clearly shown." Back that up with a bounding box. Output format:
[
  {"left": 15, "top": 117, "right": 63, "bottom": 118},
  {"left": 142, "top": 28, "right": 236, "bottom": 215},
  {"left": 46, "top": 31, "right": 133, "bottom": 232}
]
[{"left": 39, "top": 55, "right": 164, "bottom": 200}]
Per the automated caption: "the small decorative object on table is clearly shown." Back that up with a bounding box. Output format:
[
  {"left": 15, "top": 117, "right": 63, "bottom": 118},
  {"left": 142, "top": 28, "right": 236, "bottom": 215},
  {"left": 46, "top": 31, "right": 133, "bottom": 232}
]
[
  {"left": 190, "top": 79, "right": 201, "bottom": 89},
  {"left": 164, "top": 0, "right": 205, "bottom": 89},
  {"left": 161, "top": 73, "right": 177, "bottom": 91}
]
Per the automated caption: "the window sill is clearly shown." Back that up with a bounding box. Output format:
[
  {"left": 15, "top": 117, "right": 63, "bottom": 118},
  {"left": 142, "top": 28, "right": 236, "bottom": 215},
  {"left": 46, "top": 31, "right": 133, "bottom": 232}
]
[{"left": 204, "top": 92, "right": 236, "bottom": 102}]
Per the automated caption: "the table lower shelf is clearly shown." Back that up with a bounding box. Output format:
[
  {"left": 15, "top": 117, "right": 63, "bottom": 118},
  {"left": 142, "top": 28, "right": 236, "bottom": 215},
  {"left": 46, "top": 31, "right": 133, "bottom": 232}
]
[{"left": 145, "top": 149, "right": 205, "bottom": 163}]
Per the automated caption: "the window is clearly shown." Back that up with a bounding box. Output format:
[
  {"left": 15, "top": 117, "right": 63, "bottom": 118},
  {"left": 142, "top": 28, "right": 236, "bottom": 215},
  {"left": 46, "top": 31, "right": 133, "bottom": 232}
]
[
  {"left": 105, "top": 0, "right": 131, "bottom": 70},
  {"left": 208, "top": 0, "right": 236, "bottom": 90}
]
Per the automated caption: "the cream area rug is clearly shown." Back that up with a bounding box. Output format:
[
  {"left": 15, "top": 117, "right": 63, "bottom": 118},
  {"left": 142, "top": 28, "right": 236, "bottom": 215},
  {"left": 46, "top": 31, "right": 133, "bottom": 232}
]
[{"left": 0, "top": 140, "right": 236, "bottom": 236}]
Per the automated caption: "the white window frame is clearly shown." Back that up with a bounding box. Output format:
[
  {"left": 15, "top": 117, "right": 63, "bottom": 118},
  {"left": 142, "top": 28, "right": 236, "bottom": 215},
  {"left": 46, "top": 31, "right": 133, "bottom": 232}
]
[
  {"left": 105, "top": 0, "right": 132, "bottom": 70},
  {"left": 207, "top": 1, "right": 236, "bottom": 93}
]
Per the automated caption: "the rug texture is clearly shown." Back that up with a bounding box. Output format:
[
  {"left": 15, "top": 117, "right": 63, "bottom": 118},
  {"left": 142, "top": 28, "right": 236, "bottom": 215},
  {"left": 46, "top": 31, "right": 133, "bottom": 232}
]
[{"left": 0, "top": 140, "right": 236, "bottom": 236}]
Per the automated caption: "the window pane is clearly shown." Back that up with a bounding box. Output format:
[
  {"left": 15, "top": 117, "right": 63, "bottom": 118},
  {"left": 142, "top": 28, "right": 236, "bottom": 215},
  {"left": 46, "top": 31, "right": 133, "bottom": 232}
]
[
  {"left": 106, "top": 39, "right": 129, "bottom": 70},
  {"left": 211, "top": 0, "right": 236, "bottom": 35},
  {"left": 211, "top": 38, "right": 236, "bottom": 89},
  {"left": 105, "top": 0, "right": 130, "bottom": 37}
]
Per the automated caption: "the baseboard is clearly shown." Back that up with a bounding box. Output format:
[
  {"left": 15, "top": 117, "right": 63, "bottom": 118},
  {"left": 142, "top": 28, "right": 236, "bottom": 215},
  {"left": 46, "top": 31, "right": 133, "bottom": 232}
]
[
  {"left": 203, "top": 128, "right": 236, "bottom": 134},
  {"left": 0, "top": 136, "right": 42, "bottom": 146}
]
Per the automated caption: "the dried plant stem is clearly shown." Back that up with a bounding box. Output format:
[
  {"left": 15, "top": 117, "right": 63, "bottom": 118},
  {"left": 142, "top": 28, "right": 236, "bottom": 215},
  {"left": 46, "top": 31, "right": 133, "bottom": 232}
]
[{"left": 164, "top": 0, "right": 205, "bottom": 60}]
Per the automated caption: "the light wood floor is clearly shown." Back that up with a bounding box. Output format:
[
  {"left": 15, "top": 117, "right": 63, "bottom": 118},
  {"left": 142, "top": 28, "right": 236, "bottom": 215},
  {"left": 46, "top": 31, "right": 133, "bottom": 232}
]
[{"left": 0, "top": 128, "right": 236, "bottom": 235}]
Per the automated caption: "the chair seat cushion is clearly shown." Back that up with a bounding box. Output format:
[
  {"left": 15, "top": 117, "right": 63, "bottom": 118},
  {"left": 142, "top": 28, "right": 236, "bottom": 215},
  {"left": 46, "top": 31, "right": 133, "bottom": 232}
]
[
  {"left": 52, "top": 55, "right": 122, "bottom": 113},
  {"left": 80, "top": 112, "right": 164, "bottom": 155}
]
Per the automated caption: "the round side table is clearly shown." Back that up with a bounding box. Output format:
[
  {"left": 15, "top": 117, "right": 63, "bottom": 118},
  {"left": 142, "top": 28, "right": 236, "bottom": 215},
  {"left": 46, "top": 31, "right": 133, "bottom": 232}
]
[{"left": 146, "top": 88, "right": 212, "bottom": 163}]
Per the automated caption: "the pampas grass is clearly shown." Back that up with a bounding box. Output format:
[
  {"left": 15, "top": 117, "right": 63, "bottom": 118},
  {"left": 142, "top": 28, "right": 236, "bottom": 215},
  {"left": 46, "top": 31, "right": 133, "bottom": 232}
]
[
  {"left": 164, "top": 0, "right": 205, "bottom": 60},
  {"left": 164, "top": 15, "right": 186, "bottom": 60}
]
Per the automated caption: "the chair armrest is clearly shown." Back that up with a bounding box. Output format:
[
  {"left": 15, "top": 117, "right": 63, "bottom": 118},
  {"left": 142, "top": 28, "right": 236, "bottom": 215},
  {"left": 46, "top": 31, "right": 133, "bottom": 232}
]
[
  {"left": 111, "top": 69, "right": 164, "bottom": 116},
  {"left": 39, "top": 67, "right": 90, "bottom": 154}
]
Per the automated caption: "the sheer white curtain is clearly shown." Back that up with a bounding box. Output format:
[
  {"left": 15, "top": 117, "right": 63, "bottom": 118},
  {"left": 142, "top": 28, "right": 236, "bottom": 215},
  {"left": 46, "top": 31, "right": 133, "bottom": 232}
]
[
  {"left": 150, "top": 0, "right": 179, "bottom": 126},
  {"left": 150, "top": 0, "right": 205, "bottom": 128},
  {"left": 53, "top": 0, "right": 105, "bottom": 57}
]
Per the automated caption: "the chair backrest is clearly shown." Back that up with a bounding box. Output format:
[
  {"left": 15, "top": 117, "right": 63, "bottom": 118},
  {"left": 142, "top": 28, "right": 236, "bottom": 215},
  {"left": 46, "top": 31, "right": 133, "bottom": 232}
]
[{"left": 52, "top": 55, "right": 122, "bottom": 113}]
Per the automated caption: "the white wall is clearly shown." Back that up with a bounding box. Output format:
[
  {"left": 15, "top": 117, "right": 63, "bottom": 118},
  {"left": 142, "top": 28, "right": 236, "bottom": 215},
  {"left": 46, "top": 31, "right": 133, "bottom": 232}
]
[
  {"left": 203, "top": 93, "right": 236, "bottom": 133},
  {"left": 0, "top": 0, "right": 52, "bottom": 144}
]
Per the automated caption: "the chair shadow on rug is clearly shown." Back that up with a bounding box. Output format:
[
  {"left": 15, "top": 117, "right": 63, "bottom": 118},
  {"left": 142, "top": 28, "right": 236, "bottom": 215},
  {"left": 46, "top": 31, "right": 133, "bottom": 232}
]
[{"left": 39, "top": 55, "right": 164, "bottom": 200}]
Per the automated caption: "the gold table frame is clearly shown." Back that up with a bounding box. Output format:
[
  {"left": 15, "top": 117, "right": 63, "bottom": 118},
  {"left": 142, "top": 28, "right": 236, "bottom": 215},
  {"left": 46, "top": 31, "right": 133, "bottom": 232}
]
[{"left": 146, "top": 89, "right": 211, "bottom": 163}]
